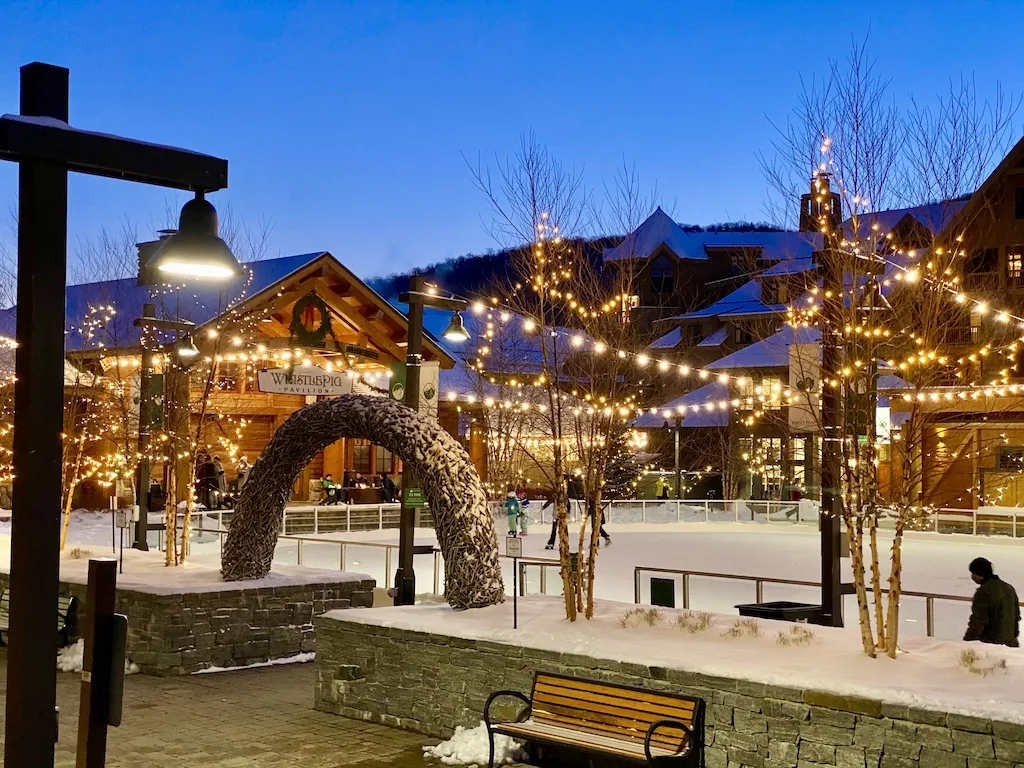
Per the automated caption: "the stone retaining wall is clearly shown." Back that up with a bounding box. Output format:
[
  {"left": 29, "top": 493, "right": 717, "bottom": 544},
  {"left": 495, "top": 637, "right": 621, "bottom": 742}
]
[
  {"left": 0, "top": 572, "right": 374, "bottom": 676},
  {"left": 314, "top": 616, "right": 1024, "bottom": 768}
]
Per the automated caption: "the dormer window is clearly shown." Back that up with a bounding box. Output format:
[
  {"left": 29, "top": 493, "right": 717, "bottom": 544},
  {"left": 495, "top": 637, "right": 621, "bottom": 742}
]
[{"left": 649, "top": 256, "right": 673, "bottom": 293}]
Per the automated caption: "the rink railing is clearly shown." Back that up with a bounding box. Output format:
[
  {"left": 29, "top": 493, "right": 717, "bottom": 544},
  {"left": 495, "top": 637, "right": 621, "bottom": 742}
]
[
  {"left": 191, "top": 500, "right": 1024, "bottom": 539},
  {"left": 628, "top": 565, "right": 1023, "bottom": 639},
  {"left": 185, "top": 524, "right": 559, "bottom": 597}
]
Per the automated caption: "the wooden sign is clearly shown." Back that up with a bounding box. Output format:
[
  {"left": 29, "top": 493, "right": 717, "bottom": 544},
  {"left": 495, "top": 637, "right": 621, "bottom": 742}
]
[{"left": 257, "top": 366, "right": 354, "bottom": 396}]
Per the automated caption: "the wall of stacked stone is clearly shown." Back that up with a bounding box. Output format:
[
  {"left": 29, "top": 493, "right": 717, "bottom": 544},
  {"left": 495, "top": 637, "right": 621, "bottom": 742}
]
[
  {"left": 0, "top": 572, "right": 374, "bottom": 676},
  {"left": 314, "top": 617, "right": 1024, "bottom": 768}
]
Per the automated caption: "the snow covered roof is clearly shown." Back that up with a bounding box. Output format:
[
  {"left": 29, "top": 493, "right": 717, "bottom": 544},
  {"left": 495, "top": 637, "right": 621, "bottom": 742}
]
[
  {"left": 761, "top": 257, "right": 816, "bottom": 277},
  {"left": 0, "top": 252, "right": 329, "bottom": 351},
  {"left": 697, "top": 326, "right": 728, "bottom": 347},
  {"left": 671, "top": 280, "right": 785, "bottom": 321},
  {"left": 633, "top": 381, "right": 729, "bottom": 428},
  {"left": 603, "top": 208, "right": 821, "bottom": 263},
  {"left": 650, "top": 327, "right": 682, "bottom": 350},
  {"left": 707, "top": 326, "right": 821, "bottom": 370},
  {"left": 602, "top": 208, "right": 700, "bottom": 262},
  {"left": 841, "top": 200, "right": 967, "bottom": 240}
]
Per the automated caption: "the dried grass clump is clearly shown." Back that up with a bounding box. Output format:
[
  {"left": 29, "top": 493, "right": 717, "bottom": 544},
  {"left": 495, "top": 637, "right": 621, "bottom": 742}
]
[
  {"left": 618, "top": 607, "right": 664, "bottom": 629},
  {"left": 776, "top": 625, "right": 815, "bottom": 647},
  {"left": 722, "top": 618, "right": 761, "bottom": 639},
  {"left": 675, "top": 612, "right": 714, "bottom": 634},
  {"left": 66, "top": 547, "right": 90, "bottom": 560},
  {"left": 958, "top": 648, "right": 1008, "bottom": 677}
]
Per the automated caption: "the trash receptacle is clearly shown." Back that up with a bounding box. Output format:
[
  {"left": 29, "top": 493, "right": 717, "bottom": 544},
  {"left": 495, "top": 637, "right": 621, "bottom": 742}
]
[{"left": 735, "top": 601, "right": 820, "bottom": 623}]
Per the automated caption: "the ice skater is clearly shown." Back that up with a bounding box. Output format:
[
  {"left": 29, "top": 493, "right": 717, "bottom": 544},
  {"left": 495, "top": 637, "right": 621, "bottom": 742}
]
[{"left": 504, "top": 490, "right": 521, "bottom": 537}]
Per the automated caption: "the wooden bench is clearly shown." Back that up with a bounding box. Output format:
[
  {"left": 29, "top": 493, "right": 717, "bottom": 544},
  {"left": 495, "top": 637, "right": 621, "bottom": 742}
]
[
  {"left": 484, "top": 672, "right": 704, "bottom": 767},
  {"left": 0, "top": 589, "right": 79, "bottom": 647}
]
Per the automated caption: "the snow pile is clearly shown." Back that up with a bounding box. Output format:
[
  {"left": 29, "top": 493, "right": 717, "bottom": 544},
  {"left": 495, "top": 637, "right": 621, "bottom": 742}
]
[
  {"left": 57, "top": 640, "right": 139, "bottom": 675},
  {"left": 423, "top": 721, "right": 523, "bottom": 766},
  {"left": 192, "top": 651, "right": 314, "bottom": 674}
]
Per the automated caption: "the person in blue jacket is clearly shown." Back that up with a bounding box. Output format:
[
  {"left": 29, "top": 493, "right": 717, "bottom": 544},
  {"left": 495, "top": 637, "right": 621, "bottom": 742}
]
[{"left": 503, "top": 491, "right": 521, "bottom": 537}]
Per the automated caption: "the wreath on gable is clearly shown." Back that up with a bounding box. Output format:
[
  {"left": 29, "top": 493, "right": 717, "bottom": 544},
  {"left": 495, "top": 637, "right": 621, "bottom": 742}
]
[{"left": 289, "top": 291, "right": 339, "bottom": 350}]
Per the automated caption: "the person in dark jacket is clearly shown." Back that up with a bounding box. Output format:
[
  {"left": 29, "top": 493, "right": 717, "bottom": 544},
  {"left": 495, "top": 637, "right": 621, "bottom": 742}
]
[{"left": 964, "top": 557, "right": 1020, "bottom": 647}]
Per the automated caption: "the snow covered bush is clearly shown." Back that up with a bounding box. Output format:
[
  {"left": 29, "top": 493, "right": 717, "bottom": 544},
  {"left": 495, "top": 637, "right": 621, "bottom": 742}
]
[
  {"left": 958, "top": 648, "right": 1008, "bottom": 677},
  {"left": 776, "top": 625, "right": 815, "bottom": 647},
  {"left": 618, "top": 607, "right": 663, "bottom": 628},
  {"left": 423, "top": 721, "right": 524, "bottom": 766},
  {"left": 675, "top": 611, "right": 714, "bottom": 634},
  {"left": 722, "top": 618, "right": 761, "bottom": 639}
]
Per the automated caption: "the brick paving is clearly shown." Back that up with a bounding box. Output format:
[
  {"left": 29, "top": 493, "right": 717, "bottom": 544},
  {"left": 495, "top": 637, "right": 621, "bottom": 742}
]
[{"left": 0, "top": 653, "right": 443, "bottom": 767}]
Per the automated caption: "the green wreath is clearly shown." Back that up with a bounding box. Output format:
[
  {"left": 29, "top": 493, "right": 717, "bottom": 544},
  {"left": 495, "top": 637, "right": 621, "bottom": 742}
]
[{"left": 289, "top": 292, "right": 335, "bottom": 348}]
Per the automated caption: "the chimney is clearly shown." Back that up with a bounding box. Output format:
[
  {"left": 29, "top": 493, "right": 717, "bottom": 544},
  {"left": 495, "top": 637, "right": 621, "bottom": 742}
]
[
  {"left": 799, "top": 173, "right": 842, "bottom": 233},
  {"left": 137, "top": 229, "right": 176, "bottom": 286}
]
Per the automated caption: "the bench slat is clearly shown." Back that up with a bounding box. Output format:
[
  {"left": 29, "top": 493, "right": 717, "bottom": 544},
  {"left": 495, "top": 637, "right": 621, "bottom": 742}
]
[
  {"left": 533, "top": 690, "right": 693, "bottom": 725},
  {"left": 496, "top": 720, "right": 679, "bottom": 760},
  {"left": 534, "top": 685, "right": 695, "bottom": 721},
  {"left": 529, "top": 708, "right": 688, "bottom": 749},
  {"left": 534, "top": 674, "right": 696, "bottom": 713},
  {"left": 533, "top": 701, "right": 687, "bottom": 745}
]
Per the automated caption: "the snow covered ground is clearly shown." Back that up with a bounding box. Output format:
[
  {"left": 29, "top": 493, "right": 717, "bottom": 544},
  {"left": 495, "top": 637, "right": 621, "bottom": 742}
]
[
  {"left": 13, "top": 509, "right": 1024, "bottom": 643},
  {"left": 333, "top": 597, "right": 1024, "bottom": 724},
  {"left": 255, "top": 522, "right": 1024, "bottom": 643}
]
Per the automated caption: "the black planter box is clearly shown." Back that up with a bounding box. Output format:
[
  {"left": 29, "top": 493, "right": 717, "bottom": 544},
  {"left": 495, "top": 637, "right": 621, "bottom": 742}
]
[{"left": 735, "top": 601, "right": 821, "bottom": 623}]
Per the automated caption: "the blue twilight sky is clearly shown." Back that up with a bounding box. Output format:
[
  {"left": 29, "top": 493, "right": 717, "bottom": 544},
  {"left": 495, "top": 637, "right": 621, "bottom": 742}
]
[{"left": 1, "top": 1, "right": 1022, "bottom": 281}]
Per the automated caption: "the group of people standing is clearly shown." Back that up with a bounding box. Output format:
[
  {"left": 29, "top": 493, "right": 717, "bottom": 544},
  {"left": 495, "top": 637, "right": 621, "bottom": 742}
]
[{"left": 196, "top": 454, "right": 249, "bottom": 510}]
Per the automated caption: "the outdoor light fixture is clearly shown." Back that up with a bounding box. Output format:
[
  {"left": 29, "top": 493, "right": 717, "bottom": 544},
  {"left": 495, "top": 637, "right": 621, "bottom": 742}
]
[
  {"left": 442, "top": 312, "right": 470, "bottom": 343},
  {"left": 175, "top": 334, "right": 199, "bottom": 360},
  {"left": 149, "top": 191, "right": 243, "bottom": 279}
]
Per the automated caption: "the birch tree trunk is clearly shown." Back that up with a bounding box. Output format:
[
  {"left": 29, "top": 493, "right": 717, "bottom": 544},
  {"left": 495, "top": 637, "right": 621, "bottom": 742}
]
[
  {"left": 556, "top": 491, "right": 576, "bottom": 621},
  {"left": 885, "top": 520, "right": 906, "bottom": 659},
  {"left": 165, "top": 462, "right": 178, "bottom": 566},
  {"left": 584, "top": 486, "right": 604, "bottom": 620},
  {"left": 60, "top": 438, "right": 85, "bottom": 552},
  {"left": 869, "top": 511, "right": 886, "bottom": 649},
  {"left": 847, "top": 516, "right": 876, "bottom": 656}
]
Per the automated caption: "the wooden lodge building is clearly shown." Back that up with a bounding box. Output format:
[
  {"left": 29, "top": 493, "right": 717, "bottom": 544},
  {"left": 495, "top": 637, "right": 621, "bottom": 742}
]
[{"left": 5, "top": 249, "right": 456, "bottom": 505}]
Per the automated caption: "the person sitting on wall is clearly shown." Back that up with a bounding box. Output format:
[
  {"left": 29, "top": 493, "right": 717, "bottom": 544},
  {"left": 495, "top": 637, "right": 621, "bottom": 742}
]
[{"left": 321, "top": 474, "right": 339, "bottom": 505}]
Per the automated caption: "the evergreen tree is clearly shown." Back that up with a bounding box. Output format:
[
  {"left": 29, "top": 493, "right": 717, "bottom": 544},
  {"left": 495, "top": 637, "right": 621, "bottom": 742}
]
[{"left": 602, "top": 434, "right": 642, "bottom": 500}]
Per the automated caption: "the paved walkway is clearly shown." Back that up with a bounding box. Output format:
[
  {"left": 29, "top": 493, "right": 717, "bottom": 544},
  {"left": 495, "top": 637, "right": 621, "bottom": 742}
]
[{"left": 0, "top": 653, "right": 441, "bottom": 767}]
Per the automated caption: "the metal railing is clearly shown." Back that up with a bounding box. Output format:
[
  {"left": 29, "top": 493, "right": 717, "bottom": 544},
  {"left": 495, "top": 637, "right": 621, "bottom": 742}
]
[
  {"left": 629, "top": 565, "right": 1020, "bottom": 638},
  {"left": 522, "top": 499, "right": 1024, "bottom": 538}
]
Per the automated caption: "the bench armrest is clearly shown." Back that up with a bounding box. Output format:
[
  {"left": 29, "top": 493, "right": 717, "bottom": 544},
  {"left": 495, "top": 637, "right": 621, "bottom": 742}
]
[
  {"left": 644, "top": 719, "right": 694, "bottom": 763},
  {"left": 484, "top": 690, "right": 532, "bottom": 728}
]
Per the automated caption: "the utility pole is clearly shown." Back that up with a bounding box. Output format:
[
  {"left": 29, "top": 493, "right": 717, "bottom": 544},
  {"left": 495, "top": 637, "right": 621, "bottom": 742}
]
[{"left": 817, "top": 173, "right": 844, "bottom": 628}]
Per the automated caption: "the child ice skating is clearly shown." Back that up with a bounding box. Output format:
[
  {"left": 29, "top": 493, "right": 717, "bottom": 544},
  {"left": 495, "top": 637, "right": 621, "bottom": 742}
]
[{"left": 504, "top": 491, "right": 521, "bottom": 537}]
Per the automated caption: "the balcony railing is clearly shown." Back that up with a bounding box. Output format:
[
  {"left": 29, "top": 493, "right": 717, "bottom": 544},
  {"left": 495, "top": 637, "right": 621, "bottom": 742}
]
[{"left": 963, "top": 272, "right": 1000, "bottom": 291}]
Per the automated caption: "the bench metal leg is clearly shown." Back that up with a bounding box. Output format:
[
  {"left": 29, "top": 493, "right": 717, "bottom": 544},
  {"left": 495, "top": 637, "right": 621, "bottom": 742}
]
[{"left": 488, "top": 728, "right": 496, "bottom": 768}]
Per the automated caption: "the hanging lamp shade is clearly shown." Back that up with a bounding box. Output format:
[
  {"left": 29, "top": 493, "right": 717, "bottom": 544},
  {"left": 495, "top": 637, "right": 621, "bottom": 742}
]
[
  {"left": 174, "top": 334, "right": 200, "bottom": 360},
  {"left": 148, "top": 191, "right": 243, "bottom": 280},
  {"left": 442, "top": 312, "right": 470, "bottom": 343}
]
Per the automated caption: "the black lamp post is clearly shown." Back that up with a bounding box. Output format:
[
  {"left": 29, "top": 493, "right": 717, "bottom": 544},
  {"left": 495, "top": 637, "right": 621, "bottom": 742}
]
[
  {"left": 130, "top": 309, "right": 200, "bottom": 552},
  {"left": 394, "top": 275, "right": 468, "bottom": 605},
  {"left": 0, "top": 62, "right": 236, "bottom": 767}
]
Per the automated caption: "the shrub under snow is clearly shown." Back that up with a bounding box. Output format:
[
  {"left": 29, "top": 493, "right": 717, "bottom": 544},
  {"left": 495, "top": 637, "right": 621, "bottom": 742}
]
[
  {"left": 57, "top": 639, "right": 139, "bottom": 675},
  {"left": 423, "top": 721, "right": 524, "bottom": 766}
]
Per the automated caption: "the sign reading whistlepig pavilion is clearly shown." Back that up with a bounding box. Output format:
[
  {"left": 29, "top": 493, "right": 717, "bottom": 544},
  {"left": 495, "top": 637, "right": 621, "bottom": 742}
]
[{"left": 257, "top": 366, "right": 354, "bottom": 396}]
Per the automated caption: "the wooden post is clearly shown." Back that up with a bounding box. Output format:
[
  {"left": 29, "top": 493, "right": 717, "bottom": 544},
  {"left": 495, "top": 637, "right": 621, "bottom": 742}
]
[{"left": 76, "top": 559, "right": 117, "bottom": 768}]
